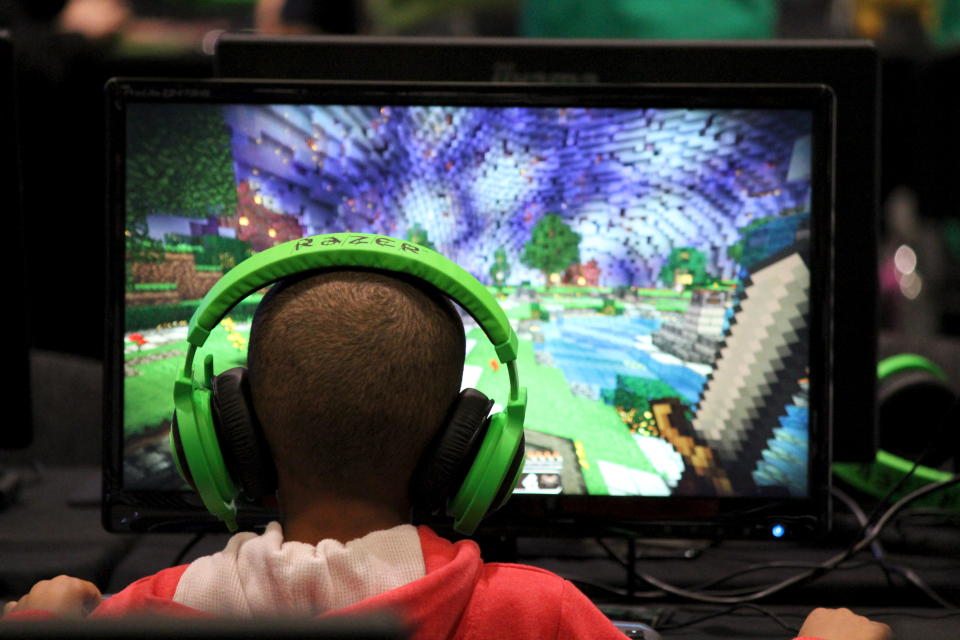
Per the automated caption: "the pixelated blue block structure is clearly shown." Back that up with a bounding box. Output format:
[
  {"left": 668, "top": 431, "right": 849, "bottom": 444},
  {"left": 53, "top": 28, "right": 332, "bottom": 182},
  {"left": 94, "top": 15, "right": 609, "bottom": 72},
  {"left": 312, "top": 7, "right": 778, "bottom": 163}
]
[
  {"left": 753, "top": 403, "right": 809, "bottom": 497},
  {"left": 740, "top": 213, "right": 809, "bottom": 270}
]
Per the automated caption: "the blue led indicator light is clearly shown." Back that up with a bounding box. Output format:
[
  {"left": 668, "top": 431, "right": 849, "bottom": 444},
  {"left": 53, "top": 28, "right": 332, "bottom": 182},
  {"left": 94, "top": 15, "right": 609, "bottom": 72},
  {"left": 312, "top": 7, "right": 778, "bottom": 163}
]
[{"left": 771, "top": 524, "right": 786, "bottom": 538}]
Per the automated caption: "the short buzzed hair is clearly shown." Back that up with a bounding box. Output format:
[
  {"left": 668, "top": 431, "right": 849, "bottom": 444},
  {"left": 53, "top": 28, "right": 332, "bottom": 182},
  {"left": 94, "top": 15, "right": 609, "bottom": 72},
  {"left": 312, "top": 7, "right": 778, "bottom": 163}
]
[{"left": 247, "top": 269, "right": 466, "bottom": 500}]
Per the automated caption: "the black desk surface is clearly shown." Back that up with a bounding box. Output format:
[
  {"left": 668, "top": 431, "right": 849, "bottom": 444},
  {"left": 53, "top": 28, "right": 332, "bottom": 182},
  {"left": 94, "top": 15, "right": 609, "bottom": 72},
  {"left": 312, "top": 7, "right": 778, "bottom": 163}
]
[{"left": 2, "top": 466, "right": 958, "bottom": 639}]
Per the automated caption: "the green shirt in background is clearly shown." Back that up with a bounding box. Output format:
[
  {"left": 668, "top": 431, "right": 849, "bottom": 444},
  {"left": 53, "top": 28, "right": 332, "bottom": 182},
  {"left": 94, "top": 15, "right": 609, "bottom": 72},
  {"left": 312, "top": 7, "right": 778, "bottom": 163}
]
[
  {"left": 521, "top": 0, "right": 776, "bottom": 39},
  {"left": 935, "top": 0, "right": 960, "bottom": 48}
]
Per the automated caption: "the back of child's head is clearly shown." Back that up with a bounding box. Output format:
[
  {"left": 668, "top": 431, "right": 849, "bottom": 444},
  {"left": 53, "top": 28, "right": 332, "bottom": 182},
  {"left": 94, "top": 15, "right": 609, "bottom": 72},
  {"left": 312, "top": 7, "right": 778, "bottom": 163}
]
[{"left": 246, "top": 269, "right": 466, "bottom": 503}]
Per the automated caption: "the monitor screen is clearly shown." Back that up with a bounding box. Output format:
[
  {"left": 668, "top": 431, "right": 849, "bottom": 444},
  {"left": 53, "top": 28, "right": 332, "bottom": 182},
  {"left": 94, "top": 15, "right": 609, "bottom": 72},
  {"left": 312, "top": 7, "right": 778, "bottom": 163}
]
[{"left": 106, "top": 80, "right": 833, "bottom": 537}]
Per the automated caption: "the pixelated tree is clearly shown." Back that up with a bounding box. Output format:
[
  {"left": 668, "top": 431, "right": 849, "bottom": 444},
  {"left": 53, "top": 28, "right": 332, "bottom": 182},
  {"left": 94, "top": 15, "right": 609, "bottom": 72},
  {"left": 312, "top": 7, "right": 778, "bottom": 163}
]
[
  {"left": 601, "top": 375, "right": 684, "bottom": 434},
  {"left": 727, "top": 216, "right": 774, "bottom": 264},
  {"left": 659, "top": 247, "right": 710, "bottom": 290},
  {"left": 125, "top": 104, "right": 238, "bottom": 228},
  {"left": 489, "top": 246, "right": 511, "bottom": 288},
  {"left": 521, "top": 213, "right": 581, "bottom": 288},
  {"left": 405, "top": 223, "right": 436, "bottom": 250},
  {"left": 529, "top": 301, "right": 550, "bottom": 322},
  {"left": 125, "top": 217, "right": 164, "bottom": 291},
  {"left": 165, "top": 233, "right": 253, "bottom": 273},
  {"left": 598, "top": 297, "right": 622, "bottom": 316}
]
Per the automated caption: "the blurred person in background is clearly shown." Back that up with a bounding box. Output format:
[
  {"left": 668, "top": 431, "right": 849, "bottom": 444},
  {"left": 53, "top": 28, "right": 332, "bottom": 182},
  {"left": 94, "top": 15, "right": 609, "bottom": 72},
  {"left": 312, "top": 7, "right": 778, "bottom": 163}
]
[{"left": 255, "top": 0, "right": 364, "bottom": 34}]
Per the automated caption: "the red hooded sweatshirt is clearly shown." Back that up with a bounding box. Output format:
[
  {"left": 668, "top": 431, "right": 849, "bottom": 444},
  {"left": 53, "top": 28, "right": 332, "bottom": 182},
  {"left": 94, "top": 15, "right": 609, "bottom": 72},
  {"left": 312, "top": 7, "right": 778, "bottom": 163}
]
[{"left": 6, "top": 526, "right": 824, "bottom": 640}]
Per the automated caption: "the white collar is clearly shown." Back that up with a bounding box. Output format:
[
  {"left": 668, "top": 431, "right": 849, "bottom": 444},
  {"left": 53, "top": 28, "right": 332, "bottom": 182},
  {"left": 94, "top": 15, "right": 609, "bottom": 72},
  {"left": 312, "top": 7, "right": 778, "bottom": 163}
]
[{"left": 173, "top": 522, "right": 426, "bottom": 617}]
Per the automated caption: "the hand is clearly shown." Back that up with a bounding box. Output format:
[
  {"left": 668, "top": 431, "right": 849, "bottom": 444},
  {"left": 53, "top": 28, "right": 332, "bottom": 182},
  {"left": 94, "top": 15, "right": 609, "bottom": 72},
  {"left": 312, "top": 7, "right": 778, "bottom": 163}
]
[
  {"left": 799, "top": 607, "right": 892, "bottom": 640},
  {"left": 2, "top": 575, "right": 102, "bottom": 619}
]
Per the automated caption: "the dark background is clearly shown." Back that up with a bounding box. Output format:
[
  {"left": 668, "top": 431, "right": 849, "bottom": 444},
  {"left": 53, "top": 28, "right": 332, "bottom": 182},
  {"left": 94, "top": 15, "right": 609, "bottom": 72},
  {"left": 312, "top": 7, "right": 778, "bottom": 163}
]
[
  {"left": 5, "top": 1, "right": 960, "bottom": 360},
  {"left": 2, "top": 1, "right": 959, "bottom": 637}
]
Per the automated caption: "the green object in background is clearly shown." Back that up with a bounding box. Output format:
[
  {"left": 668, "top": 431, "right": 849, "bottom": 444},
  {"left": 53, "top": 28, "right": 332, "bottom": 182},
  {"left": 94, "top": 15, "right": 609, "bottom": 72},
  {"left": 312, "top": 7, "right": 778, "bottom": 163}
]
[
  {"left": 944, "top": 217, "right": 960, "bottom": 259},
  {"left": 833, "top": 450, "right": 959, "bottom": 510},
  {"left": 521, "top": 0, "right": 777, "bottom": 39},
  {"left": 933, "top": 0, "right": 960, "bottom": 47}
]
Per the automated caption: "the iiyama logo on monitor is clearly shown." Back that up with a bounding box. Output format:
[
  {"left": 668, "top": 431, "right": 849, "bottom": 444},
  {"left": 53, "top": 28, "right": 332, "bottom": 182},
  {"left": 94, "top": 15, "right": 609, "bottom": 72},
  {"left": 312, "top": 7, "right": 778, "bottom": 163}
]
[
  {"left": 490, "top": 62, "right": 599, "bottom": 84},
  {"left": 118, "top": 84, "right": 214, "bottom": 100}
]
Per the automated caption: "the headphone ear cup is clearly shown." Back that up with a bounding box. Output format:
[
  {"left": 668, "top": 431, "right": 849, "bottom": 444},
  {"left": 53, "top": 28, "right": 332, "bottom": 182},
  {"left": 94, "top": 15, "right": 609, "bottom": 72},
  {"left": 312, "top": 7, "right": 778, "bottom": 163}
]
[
  {"left": 412, "top": 388, "right": 493, "bottom": 513},
  {"left": 210, "top": 367, "right": 278, "bottom": 501},
  {"left": 489, "top": 430, "right": 526, "bottom": 512},
  {"left": 877, "top": 367, "right": 957, "bottom": 465},
  {"left": 169, "top": 412, "right": 197, "bottom": 491}
]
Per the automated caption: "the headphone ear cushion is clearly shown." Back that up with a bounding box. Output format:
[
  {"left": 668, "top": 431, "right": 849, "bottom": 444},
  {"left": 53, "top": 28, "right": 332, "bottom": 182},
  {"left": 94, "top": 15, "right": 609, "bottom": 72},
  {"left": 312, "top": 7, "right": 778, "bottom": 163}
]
[
  {"left": 211, "top": 367, "right": 277, "bottom": 501},
  {"left": 412, "top": 388, "right": 493, "bottom": 513}
]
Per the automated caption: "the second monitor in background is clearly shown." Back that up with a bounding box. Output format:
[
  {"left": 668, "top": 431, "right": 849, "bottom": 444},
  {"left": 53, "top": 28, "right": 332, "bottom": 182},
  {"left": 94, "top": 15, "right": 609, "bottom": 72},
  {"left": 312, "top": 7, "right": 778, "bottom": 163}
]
[{"left": 215, "top": 35, "right": 881, "bottom": 463}]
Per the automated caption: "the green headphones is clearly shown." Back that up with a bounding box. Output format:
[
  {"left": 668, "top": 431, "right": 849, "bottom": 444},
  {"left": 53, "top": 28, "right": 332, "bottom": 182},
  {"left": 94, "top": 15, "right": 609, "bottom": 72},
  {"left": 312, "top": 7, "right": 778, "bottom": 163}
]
[
  {"left": 833, "top": 353, "right": 959, "bottom": 510},
  {"left": 169, "top": 233, "right": 528, "bottom": 534}
]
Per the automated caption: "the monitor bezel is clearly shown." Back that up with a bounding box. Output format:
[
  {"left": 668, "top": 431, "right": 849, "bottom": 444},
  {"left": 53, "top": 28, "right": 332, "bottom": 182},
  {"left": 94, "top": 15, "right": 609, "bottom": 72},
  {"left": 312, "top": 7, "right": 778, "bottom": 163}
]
[{"left": 104, "top": 78, "right": 835, "bottom": 539}]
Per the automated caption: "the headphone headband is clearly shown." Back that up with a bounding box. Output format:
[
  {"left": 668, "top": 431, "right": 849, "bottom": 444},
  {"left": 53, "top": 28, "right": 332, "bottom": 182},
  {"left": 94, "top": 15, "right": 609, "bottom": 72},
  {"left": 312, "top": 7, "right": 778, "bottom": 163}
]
[
  {"left": 182, "top": 233, "right": 518, "bottom": 376},
  {"left": 877, "top": 353, "right": 948, "bottom": 382}
]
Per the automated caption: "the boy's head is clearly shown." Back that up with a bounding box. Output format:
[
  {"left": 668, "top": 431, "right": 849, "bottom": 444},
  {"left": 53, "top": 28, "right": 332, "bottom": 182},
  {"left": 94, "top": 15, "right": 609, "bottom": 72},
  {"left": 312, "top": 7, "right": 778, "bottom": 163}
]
[{"left": 246, "top": 269, "right": 466, "bottom": 507}]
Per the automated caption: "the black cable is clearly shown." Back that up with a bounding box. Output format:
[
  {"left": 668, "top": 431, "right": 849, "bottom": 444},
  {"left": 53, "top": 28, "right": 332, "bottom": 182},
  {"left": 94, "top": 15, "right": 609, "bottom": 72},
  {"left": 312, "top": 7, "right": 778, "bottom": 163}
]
[
  {"left": 867, "top": 610, "right": 960, "bottom": 621},
  {"left": 894, "top": 508, "right": 960, "bottom": 526},
  {"left": 654, "top": 603, "right": 799, "bottom": 634},
  {"left": 571, "top": 577, "right": 662, "bottom": 600},
  {"left": 860, "top": 477, "right": 960, "bottom": 553},
  {"left": 585, "top": 474, "right": 960, "bottom": 609},
  {"left": 595, "top": 497, "right": 874, "bottom": 599},
  {"left": 3, "top": 458, "right": 47, "bottom": 488},
  {"left": 595, "top": 537, "right": 629, "bottom": 571},
  {"left": 572, "top": 558, "right": 880, "bottom": 601},
  {"left": 833, "top": 485, "right": 960, "bottom": 609},
  {"left": 594, "top": 537, "right": 841, "bottom": 594},
  {"left": 687, "top": 559, "right": 878, "bottom": 597},
  {"left": 28, "top": 459, "right": 46, "bottom": 484},
  {"left": 831, "top": 486, "right": 897, "bottom": 586},
  {"left": 635, "top": 476, "right": 960, "bottom": 605},
  {"left": 886, "top": 564, "right": 959, "bottom": 611},
  {"left": 171, "top": 532, "right": 205, "bottom": 567}
]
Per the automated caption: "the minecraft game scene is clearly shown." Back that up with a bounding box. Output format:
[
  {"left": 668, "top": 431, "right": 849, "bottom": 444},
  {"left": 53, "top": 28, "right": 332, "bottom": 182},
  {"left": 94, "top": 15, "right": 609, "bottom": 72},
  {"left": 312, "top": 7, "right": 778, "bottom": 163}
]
[{"left": 122, "top": 100, "right": 814, "bottom": 501}]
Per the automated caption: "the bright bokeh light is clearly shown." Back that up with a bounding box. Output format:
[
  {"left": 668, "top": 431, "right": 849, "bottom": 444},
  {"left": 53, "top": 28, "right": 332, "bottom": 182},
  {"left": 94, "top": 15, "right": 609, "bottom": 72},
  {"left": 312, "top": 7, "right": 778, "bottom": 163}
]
[
  {"left": 899, "top": 271, "right": 923, "bottom": 300},
  {"left": 894, "top": 244, "right": 917, "bottom": 275}
]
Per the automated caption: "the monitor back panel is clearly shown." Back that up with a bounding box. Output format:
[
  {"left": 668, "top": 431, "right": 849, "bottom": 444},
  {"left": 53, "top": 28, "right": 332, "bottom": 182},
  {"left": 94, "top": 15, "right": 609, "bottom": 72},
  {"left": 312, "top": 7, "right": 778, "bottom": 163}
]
[{"left": 216, "top": 36, "right": 879, "bottom": 463}]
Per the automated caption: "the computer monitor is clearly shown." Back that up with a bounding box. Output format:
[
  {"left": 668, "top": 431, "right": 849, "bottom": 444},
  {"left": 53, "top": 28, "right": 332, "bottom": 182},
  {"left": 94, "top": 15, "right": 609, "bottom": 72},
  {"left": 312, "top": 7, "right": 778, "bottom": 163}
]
[
  {"left": 105, "top": 78, "right": 834, "bottom": 538},
  {"left": 214, "top": 35, "right": 879, "bottom": 464}
]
